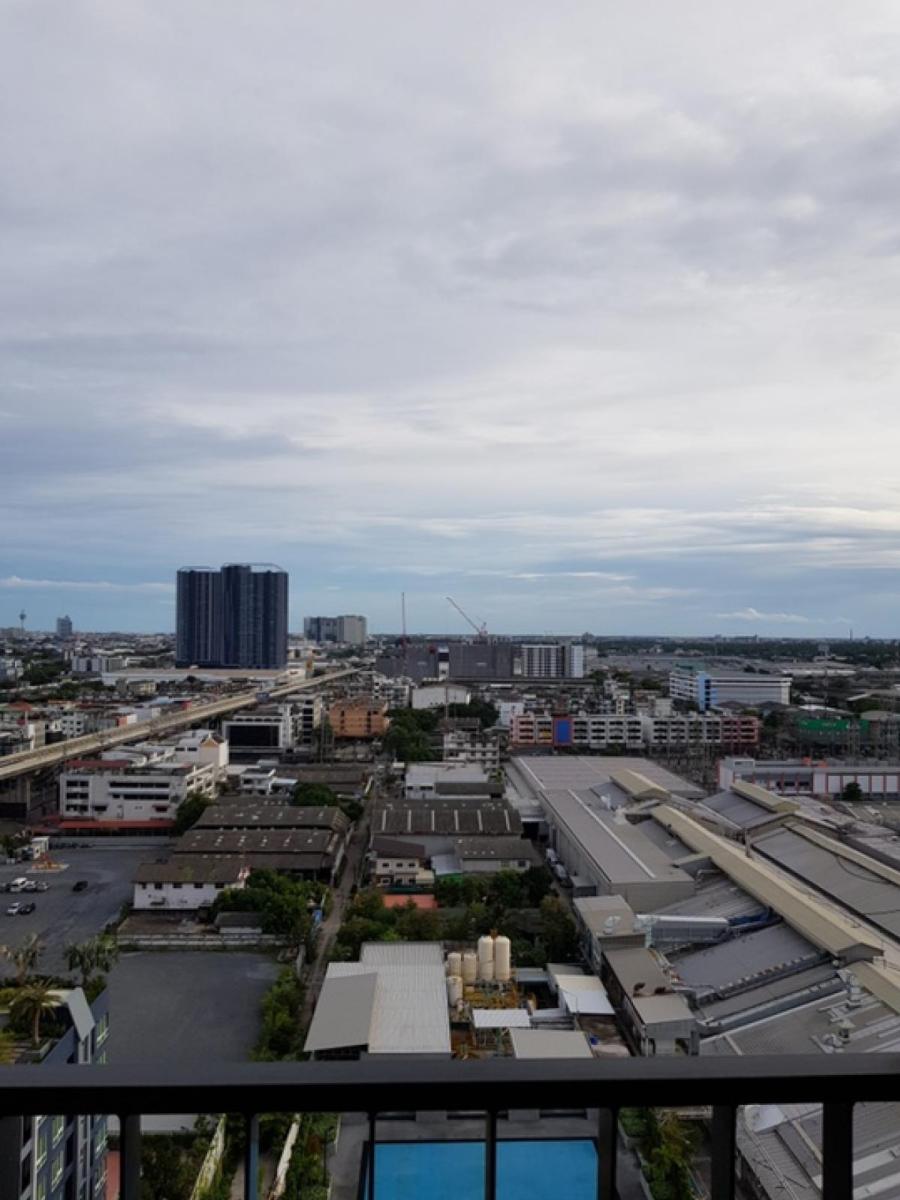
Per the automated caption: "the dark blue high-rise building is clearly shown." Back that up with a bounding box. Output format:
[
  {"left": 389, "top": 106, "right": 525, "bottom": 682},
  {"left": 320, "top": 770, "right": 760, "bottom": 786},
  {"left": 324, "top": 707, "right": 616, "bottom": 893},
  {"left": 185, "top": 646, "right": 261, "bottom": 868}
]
[{"left": 176, "top": 563, "right": 288, "bottom": 669}]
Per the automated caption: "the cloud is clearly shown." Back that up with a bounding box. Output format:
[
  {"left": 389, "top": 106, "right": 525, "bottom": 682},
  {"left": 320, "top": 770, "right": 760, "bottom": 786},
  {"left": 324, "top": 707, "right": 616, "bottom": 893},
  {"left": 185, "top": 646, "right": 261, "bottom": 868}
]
[
  {"left": 5, "top": 3, "right": 900, "bottom": 632},
  {"left": 0, "top": 576, "right": 174, "bottom": 594},
  {"left": 714, "top": 607, "right": 814, "bottom": 625}
]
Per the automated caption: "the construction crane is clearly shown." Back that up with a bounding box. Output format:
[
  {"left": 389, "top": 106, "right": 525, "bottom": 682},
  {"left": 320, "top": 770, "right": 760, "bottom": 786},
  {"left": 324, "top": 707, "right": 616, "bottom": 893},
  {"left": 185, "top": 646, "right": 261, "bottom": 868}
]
[{"left": 446, "top": 596, "right": 488, "bottom": 640}]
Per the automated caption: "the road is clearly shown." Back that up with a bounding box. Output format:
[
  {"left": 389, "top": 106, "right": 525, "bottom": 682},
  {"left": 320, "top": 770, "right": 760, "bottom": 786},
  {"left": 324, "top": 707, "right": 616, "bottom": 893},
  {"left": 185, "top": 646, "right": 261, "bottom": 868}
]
[
  {"left": 0, "top": 668, "right": 360, "bottom": 783},
  {"left": 299, "top": 780, "right": 374, "bottom": 1033}
]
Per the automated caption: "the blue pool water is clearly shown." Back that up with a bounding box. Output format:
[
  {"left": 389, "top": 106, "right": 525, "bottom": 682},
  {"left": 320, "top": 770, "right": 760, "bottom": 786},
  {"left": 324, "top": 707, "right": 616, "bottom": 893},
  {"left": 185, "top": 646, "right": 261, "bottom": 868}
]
[{"left": 366, "top": 1139, "right": 597, "bottom": 1200}]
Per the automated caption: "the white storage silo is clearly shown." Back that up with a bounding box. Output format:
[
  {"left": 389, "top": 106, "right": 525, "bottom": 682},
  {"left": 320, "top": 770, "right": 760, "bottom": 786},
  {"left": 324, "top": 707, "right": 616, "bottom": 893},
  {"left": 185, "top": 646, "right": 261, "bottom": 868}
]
[
  {"left": 477, "top": 934, "right": 494, "bottom": 970},
  {"left": 462, "top": 952, "right": 478, "bottom": 984},
  {"left": 447, "top": 975, "right": 463, "bottom": 1007},
  {"left": 494, "top": 935, "right": 512, "bottom": 983},
  {"left": 480, "top": 958, "right": 495, "bottom": 983},
  {"left": 447, "top": 951, "right": 462, "bottom": 977}
]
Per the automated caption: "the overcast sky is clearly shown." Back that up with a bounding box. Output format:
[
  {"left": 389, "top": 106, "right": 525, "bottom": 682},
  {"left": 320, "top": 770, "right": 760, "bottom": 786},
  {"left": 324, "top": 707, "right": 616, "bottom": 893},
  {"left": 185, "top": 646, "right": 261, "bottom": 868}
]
[{"left": 5, "top": 2, "right": 900, "bottom": 636}]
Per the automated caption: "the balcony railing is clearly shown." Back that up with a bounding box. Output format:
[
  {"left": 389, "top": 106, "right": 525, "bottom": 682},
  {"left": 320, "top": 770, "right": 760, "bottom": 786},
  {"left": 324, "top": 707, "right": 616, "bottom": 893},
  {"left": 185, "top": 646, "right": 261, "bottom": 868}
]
[{"left": 2, "top": 1053, "right": 899, "bottom": 1200}]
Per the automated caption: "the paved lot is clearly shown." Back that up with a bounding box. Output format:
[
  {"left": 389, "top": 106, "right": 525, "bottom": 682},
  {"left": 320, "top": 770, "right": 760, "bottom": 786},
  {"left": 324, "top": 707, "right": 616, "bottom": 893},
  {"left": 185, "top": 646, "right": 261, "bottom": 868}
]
[
  {"left": 0, "top": 847, "right": 153, "bottom": 975},
  {"left": 106, "top": 951, "right": 280, "bottom": 1064}
]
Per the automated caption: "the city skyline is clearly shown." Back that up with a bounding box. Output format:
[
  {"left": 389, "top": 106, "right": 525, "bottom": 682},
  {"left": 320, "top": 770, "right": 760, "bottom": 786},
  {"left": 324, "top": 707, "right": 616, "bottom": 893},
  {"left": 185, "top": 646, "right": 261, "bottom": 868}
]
[{"left": 6, "top": 3, "right": 900, "bottom": 635}]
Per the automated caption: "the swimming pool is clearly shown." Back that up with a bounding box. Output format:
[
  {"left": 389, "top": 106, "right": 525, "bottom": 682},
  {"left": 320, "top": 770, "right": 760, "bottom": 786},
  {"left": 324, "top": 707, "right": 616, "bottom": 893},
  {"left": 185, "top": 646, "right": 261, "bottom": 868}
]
[{"left": 365, "top": 1138, "right": 598, "bottom": 1200}]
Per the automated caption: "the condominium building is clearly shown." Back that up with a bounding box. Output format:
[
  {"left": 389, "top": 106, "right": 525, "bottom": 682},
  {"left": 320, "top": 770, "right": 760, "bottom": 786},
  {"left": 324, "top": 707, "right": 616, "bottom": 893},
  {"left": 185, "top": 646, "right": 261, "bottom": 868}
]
[
  {"left": 55, "top": 614, "right": 73, "bottom": 639},
  {"left": 303, "top": 614, "right": 367, "bottom": 645},
  {"left": 518, "top": 643, "right": 585, "bottom": 679},
  {"left": 176, "top": 563, "right": 288, "bottom": 669},
  {"left": 669, "top": 665, "right": 790, "bottom": 711},
  {"left": 0, "top": 988, "right": 109, "bottom": 1200}
]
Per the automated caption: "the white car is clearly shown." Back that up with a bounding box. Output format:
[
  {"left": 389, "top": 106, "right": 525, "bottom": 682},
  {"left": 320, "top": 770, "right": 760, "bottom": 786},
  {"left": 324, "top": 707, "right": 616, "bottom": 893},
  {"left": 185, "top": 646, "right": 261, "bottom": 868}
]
[{"left": 6, "top": 902, "right": 22, "bottom": 915}]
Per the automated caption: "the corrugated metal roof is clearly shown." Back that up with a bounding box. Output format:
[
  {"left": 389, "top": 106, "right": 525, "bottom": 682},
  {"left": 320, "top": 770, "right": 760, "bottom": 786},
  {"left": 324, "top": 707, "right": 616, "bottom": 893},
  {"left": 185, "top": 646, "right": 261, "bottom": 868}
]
[
  {"left": 753, "top": 826, "right": 900, "bottom": 941},
  {"left": 671, "top": 923, "right": 819, "bottom": 992},
  {"left": 539, "top": 791, "right": 693, "bottom": 887},
  {"left": 471, "top": 1009, "right": 531, "bottom": 1029},
  {"left": 321, "top": 946, "right": 451, "bottom": 1055},
  {"left": 509, "top": 1029, "right": 592, "bottom": 1059},
  {"left": 304, "top": 973, "right": 378, "bottom": 1053}
]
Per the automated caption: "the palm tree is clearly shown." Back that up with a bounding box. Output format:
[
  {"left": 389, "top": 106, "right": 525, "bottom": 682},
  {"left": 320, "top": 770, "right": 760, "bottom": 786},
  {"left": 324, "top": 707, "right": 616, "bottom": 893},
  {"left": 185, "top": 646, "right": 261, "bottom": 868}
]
[
  {"left": 6, "top": 934, "right": 43, "bottom": 985},
  {"left": 11, "top": 982, "right": 58, "bottom": 1047},
  {"left": 65, "top": 935, "right": 119, "bottom": 990}
]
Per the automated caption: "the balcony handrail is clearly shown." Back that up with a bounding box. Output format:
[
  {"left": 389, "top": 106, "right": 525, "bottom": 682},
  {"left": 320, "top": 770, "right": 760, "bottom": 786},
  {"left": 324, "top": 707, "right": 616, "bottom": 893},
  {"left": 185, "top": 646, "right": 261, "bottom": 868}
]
[{"left": 1, "top": 1053, "right": 899, "bottom": 1116}]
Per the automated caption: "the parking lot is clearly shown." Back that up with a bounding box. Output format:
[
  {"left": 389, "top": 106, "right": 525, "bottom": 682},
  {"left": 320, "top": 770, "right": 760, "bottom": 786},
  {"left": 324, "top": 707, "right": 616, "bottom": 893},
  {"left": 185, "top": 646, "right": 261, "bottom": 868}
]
[
  {"left": 0, "top": 847, "right": 155, "bottom": 975},
  {"left": 107, "top": 951, "right": 280, "bottom": 1064}
]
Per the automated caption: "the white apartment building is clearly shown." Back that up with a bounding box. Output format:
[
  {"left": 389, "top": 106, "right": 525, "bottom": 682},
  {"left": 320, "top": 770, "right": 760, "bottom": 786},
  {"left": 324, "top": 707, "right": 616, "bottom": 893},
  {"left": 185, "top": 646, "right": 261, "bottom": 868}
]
[
  {"left": 412, "top": 684, "right": 471, "bottom": 710},
  {"left": 59, "top": 759, "right": 216, "bottom": 823},
  {"left": 69, "top": 654, "right": 127, "bottom": 674},
  {"left": 442, "top": 728, "right": 502, "bottom": 771},
  {"left": 371, "top": 674, "right": 412, "bottom": 710},
  {"left": 669, "top": 666, "right": 790, "bottom": 711},
  {"left": 133, "top": 860, "right": 249, "bottom": 910},
  {"left": 510, "top": 711, "right": 759, "bottom": 751},
  {"left": 518, "top": 643, "right": 585, "bottom": 679}
]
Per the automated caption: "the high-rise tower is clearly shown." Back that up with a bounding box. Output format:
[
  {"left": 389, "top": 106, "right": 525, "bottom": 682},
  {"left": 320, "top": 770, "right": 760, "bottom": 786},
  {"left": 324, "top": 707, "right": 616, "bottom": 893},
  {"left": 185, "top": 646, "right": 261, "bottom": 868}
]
[{"left": 176, "top": 564, "right": 287, "bottom": 669}]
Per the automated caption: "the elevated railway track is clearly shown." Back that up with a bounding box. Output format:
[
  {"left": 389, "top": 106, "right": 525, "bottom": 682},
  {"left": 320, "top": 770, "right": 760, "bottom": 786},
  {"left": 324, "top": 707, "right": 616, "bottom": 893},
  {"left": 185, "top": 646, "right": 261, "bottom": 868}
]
[{"left": 0, "top": 668, "right": 359, "bottom": 784}]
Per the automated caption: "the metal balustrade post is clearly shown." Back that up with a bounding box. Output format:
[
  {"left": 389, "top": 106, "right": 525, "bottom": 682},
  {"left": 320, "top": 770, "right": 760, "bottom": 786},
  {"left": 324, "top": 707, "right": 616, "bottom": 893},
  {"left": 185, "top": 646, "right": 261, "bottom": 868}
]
[
  {"left": 243, "top": 1114, "right": 259, "bottom": 1200},
  {"left": 367, "top": 1112, "right": 376, "bottom": 1200},
  {"left": 711, "top": 1105, "right": 736, "bottom": 1200},
  {"left": 822, "top": 1102, "right": 854, "bottom": 1200},
  {"left": 597, "top": 1107, "right": 618, "bottom": 1200},
  {"left": 119, "top": 1114, "right": 141, "bottom": 1200},
  {"left": 484, "top": 1110, "right": 497, "bottom": 1200}
]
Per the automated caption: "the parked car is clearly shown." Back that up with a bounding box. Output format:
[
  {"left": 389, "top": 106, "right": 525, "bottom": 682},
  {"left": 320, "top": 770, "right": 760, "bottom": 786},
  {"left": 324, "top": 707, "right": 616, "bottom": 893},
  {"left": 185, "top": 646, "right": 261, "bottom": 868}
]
[
  {"left": 72, "top": 880, "right": 89, "bottom": 892},
  {"left": 8, "top": 878, "right": 28, "bottom": 893},
  {"left": 21, "top": 880, "right": 37, "bottom": 892},
  {"left": 6, "top": 902, "right": 22, "bottom": 915},
  {"left": 17, "top": 902, "right": 36, "bottom": 915},
  {"left": 33, "top": 881, "right": 49, "bottom": 892}
]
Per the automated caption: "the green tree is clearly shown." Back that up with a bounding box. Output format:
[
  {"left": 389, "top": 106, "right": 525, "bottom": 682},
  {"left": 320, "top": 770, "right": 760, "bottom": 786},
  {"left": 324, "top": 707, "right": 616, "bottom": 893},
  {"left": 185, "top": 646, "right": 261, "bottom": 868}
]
[
  {"left": 212, "top": 870, "right": 319, "bottom": 940},
  {"left": 292, "top": 782, "right": 339, "bottom": 807},
  {"left": 5, "top": 933, "right": 43, "bottom": 985},
  {"left": 11, "top": 981, "right": 58, "bottom": 1047},
  {"left": 65, "top": 934, "right": 119, "bottom": 990},
  {"left": 538, "top": 896, "right": 578, "bottom": 960},
  {"left": 139, "top": 1135, "right": 201, "bottom": 1200},
  {"left": 841, "top": 781, "right": 864, "bottom": 803},
  {"left": 172, "top": 791, "right": 211, "bottom": 835}
]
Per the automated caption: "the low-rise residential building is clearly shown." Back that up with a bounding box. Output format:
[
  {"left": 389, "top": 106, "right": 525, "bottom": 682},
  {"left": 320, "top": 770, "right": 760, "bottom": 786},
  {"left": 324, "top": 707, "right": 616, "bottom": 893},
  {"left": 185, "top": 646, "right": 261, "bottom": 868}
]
[
  {"left": 370, "top": 836, "right": 428, "bottom": 886},
  {"left": 59, "top": 757, "right": 216, "bottom": 824},
  {"left": 644, "top": 713, "right": 760, "bottom": 748},
  {"left": 133, "top": 859, "right": 250, "bottom": 909},
  {"left": 0, "top": 987, "right": 109, "bottom": 1200},
  {"left": 442, "top": 726, "right": 502, "bottom": 771},
  {"left": 328, "top": 700, "right": 390, "bottom": 739}
]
